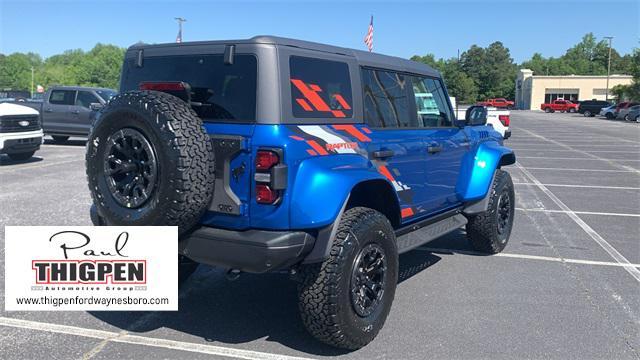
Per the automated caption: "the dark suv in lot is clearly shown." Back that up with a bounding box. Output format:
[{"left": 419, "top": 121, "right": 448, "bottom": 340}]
[
  {"left": 578, "top": 100, "right": 611, "bottom": 117},
  {"left": 87, "top": 36, "right": 516, "bottom": 349}
]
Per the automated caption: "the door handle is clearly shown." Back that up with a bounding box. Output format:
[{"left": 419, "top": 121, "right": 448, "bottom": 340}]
[
  {"left": 427, "top": 143, "right": 443, "bottom": 154},
  {"left": 372, "top": 150, "right": 395, "bottom": 159},
  {"left": 44, "top": 108, "right": 53, "bottom": 113},
  {"left": 71, "top": 110, "right": 80, "bottom": 115}
]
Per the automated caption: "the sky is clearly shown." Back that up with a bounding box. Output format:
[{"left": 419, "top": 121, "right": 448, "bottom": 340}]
[{"left": 1, "top": 0, "right": 638, "bottom": 63}]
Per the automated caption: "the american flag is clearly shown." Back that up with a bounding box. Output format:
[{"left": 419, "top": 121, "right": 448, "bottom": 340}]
[{"left": 363, "top": 16, "right": 373, "bottom": 52}]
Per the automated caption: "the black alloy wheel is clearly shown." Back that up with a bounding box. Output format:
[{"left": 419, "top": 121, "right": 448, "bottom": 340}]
[
  {"left": 103, "top": 128, "right": 158, "bottom": 209},
  {"left": 350, "top": 243, "right": 387, "bottom": 317},
  {"left": 496, "top": 191, "right": 512, "bottom": 238}
]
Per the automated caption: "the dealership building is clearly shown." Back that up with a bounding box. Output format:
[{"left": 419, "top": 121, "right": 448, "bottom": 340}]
[{"left": 515, "top": 69, "right": 633, "bottom": 110}]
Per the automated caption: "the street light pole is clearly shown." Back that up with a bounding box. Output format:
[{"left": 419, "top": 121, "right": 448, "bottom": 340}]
[
  {"left": 604, "top": 36, "right": 613, "bottom": 102},
  {"left": 31, "top": 67, "right": 34, "bottom": 98}
]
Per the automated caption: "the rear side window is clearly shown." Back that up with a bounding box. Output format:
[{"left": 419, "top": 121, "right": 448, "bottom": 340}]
[
  {"left": 289, "top": 56, "right": 353, "bottom": 118},
  {"left": 49, "top": 90, "right": 76, "bottom": 105},
  {"left": 361, "top": 68, "right": 413, "bottom": 128},
  {"left": 121, "top": 54, "right": 257, "bottom": 122}
]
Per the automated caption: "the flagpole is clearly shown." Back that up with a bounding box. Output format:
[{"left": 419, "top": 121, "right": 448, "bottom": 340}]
[{"left": 175, "top": 17, "right": 186, "bottom": 43}]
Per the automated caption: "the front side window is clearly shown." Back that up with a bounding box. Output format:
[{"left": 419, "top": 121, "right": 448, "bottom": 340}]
[
  {"left": 411, "top": 77, "right": 453, "bottom": 127},
  {"left": 362, "top": 68, "right": 413, "bottom": 128},
  {"left": 49, "top": 90, "right": 76, "bottom": 105},
  {"left": 76, "top": 91, "right": 100, "bottom": 108},
  {"left": 96, "top": 90, "right": 117, "bottom": 102},
  {"left": 122, "top": 54, "right": 257, "bottom": 122},
  {"left": 290, "top": 56, "right": 353, "bottom": 118}
]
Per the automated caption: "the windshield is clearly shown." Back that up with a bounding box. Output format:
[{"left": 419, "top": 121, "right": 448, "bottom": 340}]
[{"left": 96, "top": 90, "right": 117, "bottom": 102}]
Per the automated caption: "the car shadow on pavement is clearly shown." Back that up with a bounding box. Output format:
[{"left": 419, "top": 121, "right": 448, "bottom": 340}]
[
  {"left": 89, "top": 230, "right": 472, "bottom": 355},
  {"left": 43, "top": 139, "right": 86, "bottom": 146},
  {"left": 0, "top": 155, "right": 43, "bottom": 166}
]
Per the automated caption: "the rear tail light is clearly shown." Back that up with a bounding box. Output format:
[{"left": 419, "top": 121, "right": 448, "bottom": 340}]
[
  {"left": 254, "top": 149, "right": 286, "bottom": 205},
  {"left": 499, "top": 115, "right": 510, "bottom": 126},
  {"left": 256, "top": 184, "right": 279, "bottom": 204},
  {"left": 139, "top": 81, "right": 187, "bottom": 91},
  {"left": 255, "top": 150, "right": 280, "bottom": 171}
]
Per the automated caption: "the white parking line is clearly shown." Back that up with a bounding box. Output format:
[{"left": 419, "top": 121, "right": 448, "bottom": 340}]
[
  {"left": 517, "top": 167, "right": 638, "bottom": 173},
  {"left": 514, "top": 183, "right": 640, "bottom": 190},
  {"left": 517, "top": 156, "right": 640, "bottom": 161},
  {"left": 517, "top": 128, "right": 640, "bottom": 174},
  {"left": 417, "top": 247, "right": 640, "bottom": 268},
  {"left": 515, "top": 208, "right": 640, "bottom": 218},
  {"left": 514, "top": 149, "right": 638, "bottom": 153},
  {"left": 516, "top": 162, "right": 640, "bottom": 282},
  {"left": 0, "top": 317, "right": 314, "bottom": 360},
  {"left": 0, "top": 158, "right": 83, "bottom": 172}
]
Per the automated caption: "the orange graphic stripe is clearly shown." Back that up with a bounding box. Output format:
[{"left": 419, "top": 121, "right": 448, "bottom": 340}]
[
  {"left": 306, "top": 140, "right": 329, "bottom": 155},
  {"left": 291, "top": 79, "right": 331, "bottom": 111},
  {"left": 401, "top": 208, "right": 414, "bottom": 218},
  {"left": 306, "top": 149, "right": 318, "bottom": 156},
  {"left": 331, "top": 110, "right": 346, "bottom": 118},
  {"left": 333, "top": 94, "right": 352, "bottom": 110},
  {"left": 289, "top": 135, "right": 305, "bottom": 141},
  {"left": 332, "top": 124, "right": 372, "bottom": 142},
  {"left": 361, "top": 127, "right": 372, "bottom": 134},
  {"left": 295, "top": 98, "right": 313, "bottom": 111},
  {"left": 377, "top": 165, "right": 395, "bottom": 182}
]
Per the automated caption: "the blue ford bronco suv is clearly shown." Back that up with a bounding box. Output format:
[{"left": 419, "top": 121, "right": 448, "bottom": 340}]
[{"left": 86, "top": 36, "right": 516, "bottom": 349}]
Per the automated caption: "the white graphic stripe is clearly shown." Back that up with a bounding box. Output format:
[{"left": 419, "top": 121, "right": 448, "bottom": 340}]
[{"left": 298, "top": 125, "right": 356, "bottom": 154}]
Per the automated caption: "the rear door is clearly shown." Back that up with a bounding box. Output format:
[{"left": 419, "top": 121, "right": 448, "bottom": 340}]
[
  {"left": 360, "top": 68, "right": 431, "bottom": 221},
  {"left": 44, "top": 89, "right": 76, "bottom": 133}
]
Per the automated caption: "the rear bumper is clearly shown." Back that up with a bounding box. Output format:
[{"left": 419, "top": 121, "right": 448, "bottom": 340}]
[{"left": 179, "top": 226, "right": 315, "bottom": 273}]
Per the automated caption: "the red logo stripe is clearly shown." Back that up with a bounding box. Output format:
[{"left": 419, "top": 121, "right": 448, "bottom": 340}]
[
  {"left": 295, "top": 98, "right": 313, "bottom": 111},
  {"left": 332, "top": 124, "right": 372, "bottom": 142},
  {"left": 306, "top": 140, "right": 329, "bottom": 155},
  {"left": 291, "top": 79, "right": 331, "bottom": 112},
  {"left": 333, "top": 94, "right": 352, "bottom": 110}
]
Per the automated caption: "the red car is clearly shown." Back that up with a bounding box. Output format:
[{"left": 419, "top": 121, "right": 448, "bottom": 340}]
[
  {"left": 477, "top": 98, "right": 514, "bottom": 108},
  {"left": 541, "top": 99, "right": 579, "bottom": 113}
]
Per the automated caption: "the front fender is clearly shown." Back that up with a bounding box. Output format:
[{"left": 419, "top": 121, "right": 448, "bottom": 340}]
[
  {"left": 456, "top": 141, "right": 515, "bottom": 202},
  {"left": 289, "top": 154, "right": 387, "bottom": 229}
]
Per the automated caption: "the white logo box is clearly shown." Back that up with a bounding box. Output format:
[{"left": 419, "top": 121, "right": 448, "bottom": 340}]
[{"left": 5, "top": 226, "right": 178, "bottom": 311}]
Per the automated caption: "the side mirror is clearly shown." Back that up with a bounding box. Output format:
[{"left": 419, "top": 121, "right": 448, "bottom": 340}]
[
  {"left": 465, "top": 105, "right": 488, "bottom": 126},
  {"left": 89, "top": 102, "right": 104, "bottom": 111}
]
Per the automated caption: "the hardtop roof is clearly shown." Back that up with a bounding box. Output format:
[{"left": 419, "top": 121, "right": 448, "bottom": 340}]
[{"left": 127, "top": 35, "right": 440, "bottom": 78}]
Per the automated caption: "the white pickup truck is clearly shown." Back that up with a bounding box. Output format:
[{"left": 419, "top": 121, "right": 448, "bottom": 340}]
[
  {"left": 453, "top": 101, "right": 510, "bottom": 139},
  {"left": 0, "top": 103, "right": 44, "bottom": 160}
]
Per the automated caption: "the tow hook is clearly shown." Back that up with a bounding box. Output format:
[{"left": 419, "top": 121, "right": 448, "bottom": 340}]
[{"left": 225, "top": 268, "right": 241, "bottom": 281}]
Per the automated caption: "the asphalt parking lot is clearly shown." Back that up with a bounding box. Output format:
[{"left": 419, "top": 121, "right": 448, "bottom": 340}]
[{"left": 1, "top": 112, "right": 639, "bottom": 360}]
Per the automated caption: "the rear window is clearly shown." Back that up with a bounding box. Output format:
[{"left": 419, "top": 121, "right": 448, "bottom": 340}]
[
  {"left": 289, "top": 56, "right": 353, "bottom": 119},
  {"left": 121, "top": 54, "right": 257, "bottom": 122}
]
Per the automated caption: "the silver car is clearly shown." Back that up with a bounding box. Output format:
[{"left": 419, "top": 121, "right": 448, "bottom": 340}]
[
  {"left": 599, "top": 104, "right": 618, "bottom": 119},
  {"left": 625, "top": 105, "right": 640, "bottom": 122},
  {"left": 617, "top": 103, "right": 640, "bottom": 120}
]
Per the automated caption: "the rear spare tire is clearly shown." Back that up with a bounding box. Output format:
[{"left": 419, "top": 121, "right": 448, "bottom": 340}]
[{"left": 86, "top": 90, "right": 214, "bottom": 234}]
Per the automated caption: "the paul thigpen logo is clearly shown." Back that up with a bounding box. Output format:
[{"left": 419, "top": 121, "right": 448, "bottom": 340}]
[{"left": 32, "top": 231, "right": 146, "bottom": 285}]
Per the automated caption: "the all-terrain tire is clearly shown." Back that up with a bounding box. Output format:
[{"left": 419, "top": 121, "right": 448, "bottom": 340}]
[
  {"left": 466, "top": 169, "right": 515, "bottom": 254},
  {"left": 86, "top": 91, "right": 214, "bottom": 235},
  {"left": 7, "top": 151, "right": 35, "bottom": 161},
  {"left": 52, "top": 135, "right": 69, "bottom": 143},
  {"left": 297, "top": 207, "right": 398, "bottom": 350}
]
